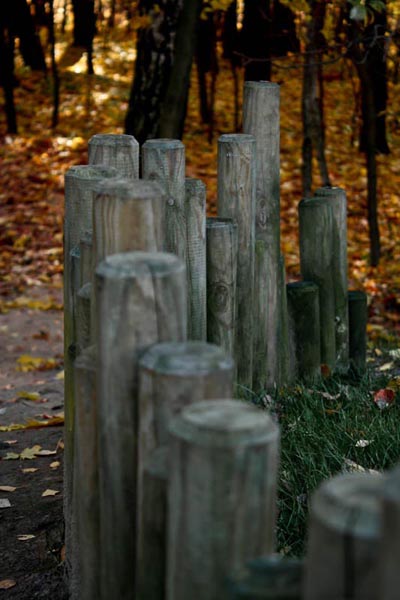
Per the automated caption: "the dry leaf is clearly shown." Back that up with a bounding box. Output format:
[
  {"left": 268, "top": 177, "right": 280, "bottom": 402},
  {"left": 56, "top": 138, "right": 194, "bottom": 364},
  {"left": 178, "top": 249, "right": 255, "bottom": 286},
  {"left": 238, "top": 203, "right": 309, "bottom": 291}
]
[
  {"left": 0, "top": 499, "right": 12, "bottom": 508},
  {"left": 36, "top": 449, "right": 57, "bottom": 456},
  {"left": 55, "top": 370, "right": 64, "bottom": 380},
  {"left": 17, "top": 534, "right": 35, "bottom": 541},
  {"left": 373, "top": 388, "right": 395, "bottom": 410},
  {"left": 15, "top": 390, "right": 41, "bottom": 402},
  {"left": 50, "top": 461, "right": 60, "bottom": 469},
  {"left": 0, "top": 486, "right": 16, "bottom": 492},
  {"left": 343, "top": 459, "right": 380, "bottom": 475},
  {"left": 320, "top": 364, "right": 331, "bottom": 378},
  {"left": 4, "top": 440, "right": 17, "bottom": 445},
  {"left": 379, "top": 362, "right": 394, "bottom": 372},
  {"left": 21, "top": 468, "right": 38, "bottom": 473},
  {"left": 42, "top": 489, "right": 59, "bottom": 497},
  {"left": 0, "top": 414, "right": 64, "bottom": 432},
  {"left": 16, "top": 354, "right": 59, "bottom": 373},
  {"left": 0, "top": 579, "right": 16, "bottom": 589},
  {"left": 4, "top": 452, "right": 20, "bottom": 460},
  {"left": 388, "top": 349, "right": 400, "bottom": 359},
  {"left": 355, "top": 439, "right": 371, "bottom": 448},
  {"left": 20, "top": 445, "right": 42, "bottom": 460}
]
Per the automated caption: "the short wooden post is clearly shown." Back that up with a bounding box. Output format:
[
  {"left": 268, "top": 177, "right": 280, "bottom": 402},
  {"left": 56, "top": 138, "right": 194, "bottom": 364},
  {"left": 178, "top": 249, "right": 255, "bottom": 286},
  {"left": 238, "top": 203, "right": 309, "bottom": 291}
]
[
  {"left": 348, "top": 290, "right": 368, "bottom": 374},
  {"left": 287, "top": 282, "right": 321, "bottom": 380},
  {"left": 167, "top": 399, "right": 280, "bottom": 600},
  {"left": 243, "top": 82, "right": 281, "bottom": 391},
  {"left": 299, "top": 197, "right": 336, "bottom": 371},
  {"left": 218, "top": 133, "right": 256, "bottom": 389},
  {"left": 379, "top": 465, "right": 400, "bottom": 600},
  {"left": 79, "top": 230, "right": 93, "bottom": 286},
  {"left": 315, "top": 186, "right": 349, "bottom": 372},
  {"left": 278, "top": 254, "right": 292, "bottom": 385},
  {"left": 74, "top": 345, "right": 98, "bottom": 600},
  {"left": 230, "top": 555, "right": 303, "bottom": 599},
  {"left": 185, "top": 178, "right": 207, "bottom": 340},
  {"left": 64, "top": 164, "right": 117, "bottom": 585},
  {"left": 304, "top": 472, "right": 384, "bottom": 600},
  {"left": 96, "top": 252, "right": 187, "bottom": 600},
  {"left": 88, "top": 133, "right": 139, "bottom": 179},
  {"left": 142, "top": 139, "right": 186, "bottom": 257},
  {"left": 206, "top": 218, "right": 238, "bottom": 363}
]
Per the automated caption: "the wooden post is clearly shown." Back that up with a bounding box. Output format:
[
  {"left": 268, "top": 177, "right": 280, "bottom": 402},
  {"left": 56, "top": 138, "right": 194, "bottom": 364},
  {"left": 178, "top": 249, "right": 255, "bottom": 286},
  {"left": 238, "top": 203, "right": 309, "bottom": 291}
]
[
  {"left": 230, "top": 555, "right": 303, "bottom": 599},
  {"left": 287, "top": 282, "right": 321, "bottom": 380},
  {"left": 278, "top": 254, "right": 292, "bottom": 385},
  {"left": 304, "top": 472, "right": 384, "bottom": 600},
  {"left": 185, "top": 178, "right": 207, "bottom": 340},
  {"left": 206, "top": 218, "right": 238, "bottom": 364},
  {"left": 88, "top": 133, "right": 139, "bottom": 179},
  {"left": 96, "top": 251, "right": 187, "bottom": 600},
  {"left": 348, "top": 290, "right": 368, "bottom": 375},
  {"left": 63, "top": 164, "right": 118, "bottom": 586},
  {"left": 167, "top": 399, "right": 280, "bottom": 600},
  {"left": 218, "top": 133, "right": 256, "bottom": 390},
  {"left": 76, "top": 283, "right": 91, "bottom": 352},
  {"left": 379, "top": 465, "right": 400, "bottom": 600},
  {"left": 79, "top": 230, "right": 93, "bottom": 286},
  {"left": 299, "top": 197, "right": 336, "bottom": 371},
  {"left": 74, "top": 345, "right": 98, "bottom": 600},
  {"left": 142, "top": 139, "right": 186, "bottom": 257},
  {"left": 243, "top": 81, "right": 281, "bottom": 391},
  {"left": 315, "top": 186, "right": 349, "bottom": 372}
]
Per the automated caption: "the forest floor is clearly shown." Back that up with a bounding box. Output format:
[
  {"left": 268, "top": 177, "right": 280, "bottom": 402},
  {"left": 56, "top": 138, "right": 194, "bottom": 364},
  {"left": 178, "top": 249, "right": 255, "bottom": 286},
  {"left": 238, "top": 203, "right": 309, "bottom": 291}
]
[{"left": 1, "top": 15, "right": 400, "bottom": 596}]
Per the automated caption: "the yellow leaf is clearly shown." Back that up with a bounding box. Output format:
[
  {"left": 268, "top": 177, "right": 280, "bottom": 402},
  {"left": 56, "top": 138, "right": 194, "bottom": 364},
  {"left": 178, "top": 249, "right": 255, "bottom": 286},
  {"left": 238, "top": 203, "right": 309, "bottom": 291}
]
[
  {"left": 20, "top": 445, "right": 42, "bottom": 460},
  {"left": 21, "top": 468, "right": 38, "bottom": 473},
  {"left": 0, "top": 579, "right": 16, "bottom": 590},
  {"left": 0, "top": 486, "right": 16, "bottom": 492},
  {"left": 55, "top": 370, "right": 64, "bottom": 380},
  {"left": 36, "top": 449, "right": 57, "bottom": 456},
  {"left": 42, "top": 489, "right": 59, "bottom": 497},
  {"left": 16, "top": 355, "right": 59, "bottom": 372},
  {"left": 15, "top": 391, "right": 41, "bottom": 402},
  {"left": 4, "top": 452, "right": 20, "bottom": 460},
  {"left": 50, "top": 461, "right": 60, "bottom": 469},
  {"left": 0, "top": 414, "right": 64, "bottom": 432},
  {"left": 379, "top": 362, "right": 393, "bottom": 371}
]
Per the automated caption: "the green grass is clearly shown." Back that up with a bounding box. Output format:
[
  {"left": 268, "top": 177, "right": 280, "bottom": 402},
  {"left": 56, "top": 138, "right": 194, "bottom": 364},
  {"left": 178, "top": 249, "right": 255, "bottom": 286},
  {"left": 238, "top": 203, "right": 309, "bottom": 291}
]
[{"left": 245, "top": 356, "right": 400, "bottom": 558}]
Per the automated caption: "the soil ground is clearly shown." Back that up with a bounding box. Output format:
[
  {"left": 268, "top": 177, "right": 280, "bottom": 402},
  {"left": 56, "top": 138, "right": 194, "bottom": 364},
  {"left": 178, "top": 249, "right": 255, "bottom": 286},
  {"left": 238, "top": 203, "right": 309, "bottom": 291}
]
[{"left": 0, "top": 286, "right": 66, "bottom": 598}]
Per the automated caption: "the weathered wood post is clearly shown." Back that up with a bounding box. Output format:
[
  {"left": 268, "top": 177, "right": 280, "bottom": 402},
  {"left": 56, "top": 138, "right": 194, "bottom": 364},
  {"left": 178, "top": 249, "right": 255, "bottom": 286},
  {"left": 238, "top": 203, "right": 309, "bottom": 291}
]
[
  {"left": 96, "top": 252, "right": 186, "bottom": 600},
  {"left": 299, "top": 197, "right": 336, "bottom": 371},
  {"left": 167, "top": 399, "right": 280, "bottom": 600},
  {"left": 63, "top": 164, "right": 118, "bottom": 584},
  {"left": 314, "top": 186, "right": 349, "bottom": 372},
  {"left": 79, "top": 230, "right": 93, "bottom": 286},
  {"left": 74, "top": 345, "right": 98, "bottom": 600},
  {"left": 88, "top": 133, "right": 139, "bottom": 179},
  {"left": 304, "top": 472, "right": 384, "bottom": 600},
  {"left": 243, "top": 81, "right": 281, "bottom": 391},
  {"left": 75, "top": 283, "right": 91, "bottom": 351},
  {"left": 185, "top": 178, "right": 207, "bottom": 340},
  {"left": 348, "top": 290, "right": 368, "bottom": 374},
  {"left": 206, "top": 218, "right": 238, "bottom": 362},
  {"left": 136, "top": 342, "right": 234, "bottom": 599},
  {"left": 278, "top": 254, "right": 292, "bottom": 385},
  {"left": 379, "top": 465, "right": 400, "bottom": 600},
  {"left": 218, "top": 133, "right": 256, "bottom": 389},
  {"left": 286, "top": 282, "right": 321, "bottom": 380},
  {"left": 230, "top": 555, "right": 303, "bottom": 599}
]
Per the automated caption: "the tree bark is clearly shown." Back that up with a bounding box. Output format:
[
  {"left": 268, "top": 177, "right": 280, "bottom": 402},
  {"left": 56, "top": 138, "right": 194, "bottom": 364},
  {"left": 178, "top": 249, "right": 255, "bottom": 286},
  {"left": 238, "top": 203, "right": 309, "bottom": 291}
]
[{"left": 240, "top": 0, "right": 272, "bottom": 81}]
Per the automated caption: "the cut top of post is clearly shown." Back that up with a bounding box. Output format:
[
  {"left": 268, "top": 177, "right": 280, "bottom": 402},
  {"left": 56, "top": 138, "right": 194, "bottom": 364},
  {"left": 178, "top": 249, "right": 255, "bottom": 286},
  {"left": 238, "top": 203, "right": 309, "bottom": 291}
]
[
  {"left": 139, "top": 341, "right": 233, "bottom": 376},
  {"left": 95, "top": 251, "right": 185, "bottom": 281},
  {"left": 312, "top": 472, "right": 384, "bottom": 538},
  {"left": 142, "top": 138, "right": 184, "bottom": 151},
  {"left": 314, "top": 186, "right": 346, "bottom": 200},
  {"left": 65, "top": 164, "right": 119, "bottom": 182},
  {"left": 287, "top": 281, "right": 319, "bottom": 294},
  {"left": 169, "top": 399, "right": 279, "bottom": 448},
  {"left": 218, "top": 133, "right": 256, "bottom": 144},
  {"left": 92, "top": 178, "right": 165, "bottom": 201},
  {"left": 244, "top": 81, "right": 280, "bottom": 92},
  {"left": 89, "top": 133, "right": 139, "bottom": 149}
]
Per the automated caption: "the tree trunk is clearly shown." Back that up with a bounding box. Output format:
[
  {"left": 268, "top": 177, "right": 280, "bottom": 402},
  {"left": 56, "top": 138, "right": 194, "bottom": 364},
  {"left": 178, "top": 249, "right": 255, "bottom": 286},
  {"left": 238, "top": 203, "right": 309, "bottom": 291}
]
[
  {"left": 240, "top": 0, "right": 272, "bottom": 81},
  {"left": 71, "top": 0, "right": 96, "bottom": 50},
  {"left": 0, "top": 16, "right": 17, "bottom": 133}
]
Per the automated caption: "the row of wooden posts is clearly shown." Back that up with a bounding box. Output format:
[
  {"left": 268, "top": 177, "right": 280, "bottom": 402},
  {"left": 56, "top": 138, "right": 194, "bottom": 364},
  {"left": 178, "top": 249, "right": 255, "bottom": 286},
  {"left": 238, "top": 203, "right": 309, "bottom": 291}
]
[{"left": 63, "top": 81, "right": 373, "bottom": 599}]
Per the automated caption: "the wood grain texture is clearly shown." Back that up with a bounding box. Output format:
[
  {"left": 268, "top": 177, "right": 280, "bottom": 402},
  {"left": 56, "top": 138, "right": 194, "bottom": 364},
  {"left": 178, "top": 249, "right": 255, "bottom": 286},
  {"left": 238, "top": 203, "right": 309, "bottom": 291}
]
[
  {"left": 142, "top": 138, "right": 186, "bottom": 258},
  {"left": 167, "top": 399, "right": 280, "bottom": 600},
  {"left": 243, "top": 82, "right": 281, "bottom": 390},
  {"left": 304, "top": 472, "right": 384, "bottom": 600},
  {"left": 348, "top": 290, "right": 367, "bottom": 375},
  {"left": 74, "top": 345, "right": 98, "bottom": 600},
  {"left": 278, "top": 254, "right": 292, "bottom": 385},
  {"left": 315, "top": 186, "right": 349, "bottom": 372},
  {"left": 76, "top": 283, "right": 91, "bottom": 352},
  {"left": 287, "top": 282, "right": 321, "bottom": 380},
  {"left": 299, "top": 197, "right": 336, "bottom": 370},
  {"left": 379, "top": 466, "right": 400, "bottom": 600},
  {"left": 185, "top": 178, "right": 207, "bottom": 340},
  {"left": 206, "top": 218, "right": 238, "bottom": 367},
  {"left": 95, "top": 252, "right": 187, "bottom": 600},
  {"left": 218, "top": 133, "right": 256, "bottom": 390},
  {"left": 230, "top": 555, "right": 303, "bottom": 599},
  {"left": 79, "top": 230, "right": 93, "bottom": 287},
  {"left": 88, "top": 133, "right": 139, "bottom": 179}
]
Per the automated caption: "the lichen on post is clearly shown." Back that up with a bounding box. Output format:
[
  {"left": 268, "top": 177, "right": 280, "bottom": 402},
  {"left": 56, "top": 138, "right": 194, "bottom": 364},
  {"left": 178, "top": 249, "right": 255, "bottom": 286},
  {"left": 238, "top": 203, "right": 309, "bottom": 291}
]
[{"left": 88, "top": 133, "right": 139, "bottom": 179}]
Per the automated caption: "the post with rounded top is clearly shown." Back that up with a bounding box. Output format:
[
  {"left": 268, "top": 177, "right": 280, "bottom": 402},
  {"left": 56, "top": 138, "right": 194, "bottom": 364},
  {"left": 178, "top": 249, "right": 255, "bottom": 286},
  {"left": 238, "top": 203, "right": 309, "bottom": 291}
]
[
  {"left": 185, "top": 178, "right": 207, "bottom": 340},
  {"left": 304, "top": 472, "right": 384, "bottom": 600},
  {"left": 88, "top": 133, "right": 139, "bottom": 179},
  {"left": 299, "top": 197, "right": 336, "bottom": 371},
  {"left": 206, "top": 218, "right": 238, "bottom": 363},
  {"left": 348, "top": 290, "right": 367, "bottom": 375},
  {"left": 167, "top": 399, "right": 280, "bottom": 600},
  {"left": 96, "top": 251, "right": 187, "bottom": 600},
  {"left": 314, "top": 186, "right": 349, "bottom": 372},
  {"left": 218, "top": 133, "right": 256, "bottom": 389},
  {"left": 137, "top": 342, "right": 234, "bottom": 598},
  {"left": 243, "top": 81, "right": 281, "bottom": 391}
]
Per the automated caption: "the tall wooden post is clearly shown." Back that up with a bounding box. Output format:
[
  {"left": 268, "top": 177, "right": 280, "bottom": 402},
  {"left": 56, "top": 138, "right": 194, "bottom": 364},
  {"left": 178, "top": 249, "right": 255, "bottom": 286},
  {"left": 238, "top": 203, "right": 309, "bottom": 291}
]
[
  {"left": 299, "top": 197, "right": 336, "bottom": 371},
  {"left": 315, "top": 186, "right": 349, "bottom": 372},
  {"left": 88, "top": 133, "right": 139, "bottom": 179},
  {"left": 206, "top": 218, "right": 238, "bottom": 363},
  {"left": 79, "top": 230, "right": 93, "bottom": 286},
  {"left": 218, "top": 133, "right": 256, "bottom": 389},
  {"left": 137, "top": 342, "right": 234, "bottom": 599},
  {"left": 379, "top": 465, "right": 400, "bottom": 600},
  {"left": 167, "top": 399, "right": 280, "bottom": 600},
  {"left": 278, "top": 254, "right": 292, "bottom": 385},
  {"left": 348, "top": 290, "right": 368, "bottom": 374},
  {"left": 243, "top": 82, "right": 281, "bottom": 391},
  {"left": 96, "top": 252, "right": 186, "bottom": 600},
  {"left": 230, "top": 555, "right": 303, "bottom": 599},
  {"left": 185, "top": 178, "right": 207, "bottom": 340},
  {"left": 304, "top": 472, "right": 384, "bottom": 600},
  {"left": 63, "top": 164, "right": 117, "bottom": 587}
]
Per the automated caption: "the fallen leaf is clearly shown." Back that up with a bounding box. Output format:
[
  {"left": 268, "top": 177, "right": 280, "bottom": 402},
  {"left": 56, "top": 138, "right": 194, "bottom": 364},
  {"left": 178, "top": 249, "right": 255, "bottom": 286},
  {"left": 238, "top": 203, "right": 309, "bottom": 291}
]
[
  {"left": 16, "top": 355, "right": 59, "bottom": 373},
  {"left": 374, "top": 388, "right": 395, "bottom": 410},
  {"left": 55, "top": 370, "right": 64, "bottom": 380},
  {"left": 3, "top": 452, "right": 20, "bottom": 460},
  {"left": 20, "top": 445, "right": 42, "bottom": 460},
  {"left": 17, "top": 534, "right": 35, "bottom": 541},
  {"left": 387, "top": 377, "right": 400, "bottom": 392},
  {"left": 0, "top": 486, "right": 16, "bottom": 492},
  {"left": 21, "top": 468, "right": 38, "bottom": 473},
  {"left": 355, "top": 439, "right": 371, "bottom": 448},
  {"left": 388, "top": 349, "right": 400, "bottom": 359},
  {"left": 42, "top": 489, "right": 59, "bottom": 497},
  {"left": 4, "top": 440, "right": 17, "bottom": 445},
  {"left": 15, "top": 390, "right": 42, "bottom": 402},
  {"left": 343, "top": 459, "right": 380, "bottom": 475},
  {"left": 379, "top": 362, "right": 394, "bottom": 372},
  {"left": 0, "top": 414, "right": 64, "bottom": 432},
  {"left": 0, "top": 579, "right": 16, "bottom": 589},
  {"left": 50, "top": 461, "right": 60, "bottom": 469},
  {"left": 320, "top": 364, "right": 331, "bottom": 378},
  {"left": 36, "top": 449, "right": 57, "bottom": 456},
  {"left": 0, "top": 499, "right": 12, "bottom": 508},
  {"left": 56, "top": 438, "right": 64, "bottom": 451}
]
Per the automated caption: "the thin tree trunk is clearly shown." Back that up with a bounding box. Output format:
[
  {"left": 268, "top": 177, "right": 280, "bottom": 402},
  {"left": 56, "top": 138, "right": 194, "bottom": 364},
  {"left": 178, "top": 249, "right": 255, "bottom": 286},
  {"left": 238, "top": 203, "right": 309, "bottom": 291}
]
[
  {"left": 240, "top": 0, "right": 272, "bottom": 81},
  {"left": 0, "top": 18, "right": 17, "bottom": 133},
  {"left": 48, "top": 0, "right": 60, "bottom": 128}
]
